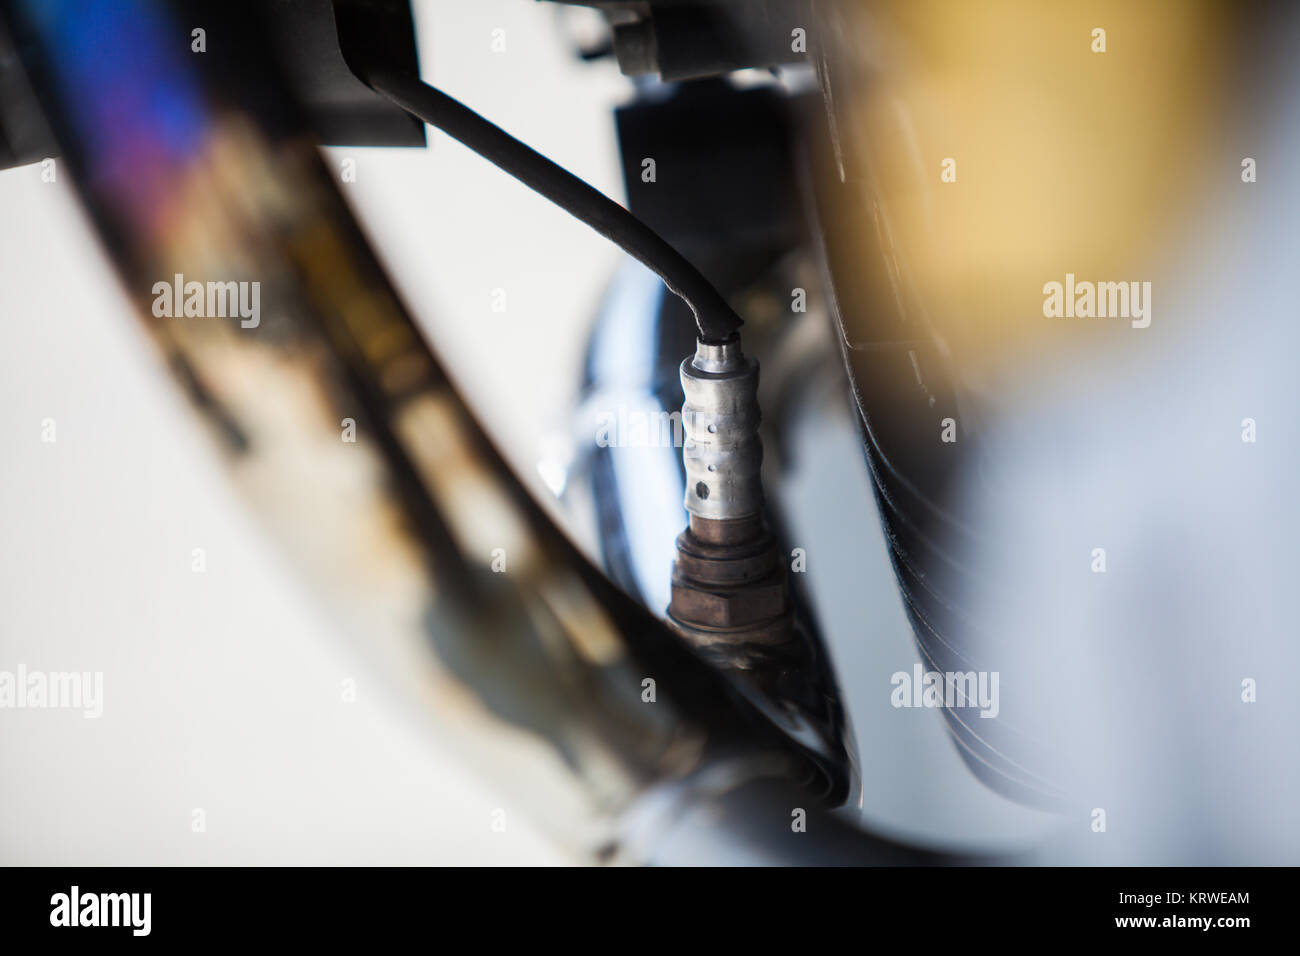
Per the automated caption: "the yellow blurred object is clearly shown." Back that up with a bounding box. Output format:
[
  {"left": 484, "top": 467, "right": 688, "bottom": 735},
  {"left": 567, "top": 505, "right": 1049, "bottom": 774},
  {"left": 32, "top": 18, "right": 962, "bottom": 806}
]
[{"left": 830, "top": 0, "right": 1235, "bottom": 383}]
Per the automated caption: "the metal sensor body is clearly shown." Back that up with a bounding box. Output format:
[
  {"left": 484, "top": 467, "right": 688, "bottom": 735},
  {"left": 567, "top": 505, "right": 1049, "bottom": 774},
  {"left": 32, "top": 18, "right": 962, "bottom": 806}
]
[
  {"left": 669, "top": 337, "right": 795, "bottom": 669},
  {"left": 680, "top": 338, "right": 763, "bottom": 521}
]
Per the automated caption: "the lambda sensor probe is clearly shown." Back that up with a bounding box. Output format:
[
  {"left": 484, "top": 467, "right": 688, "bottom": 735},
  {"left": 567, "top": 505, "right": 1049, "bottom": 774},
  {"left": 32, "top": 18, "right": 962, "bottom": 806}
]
[{"left": 667, "top": 336, "right": 797, "bottom": 670}]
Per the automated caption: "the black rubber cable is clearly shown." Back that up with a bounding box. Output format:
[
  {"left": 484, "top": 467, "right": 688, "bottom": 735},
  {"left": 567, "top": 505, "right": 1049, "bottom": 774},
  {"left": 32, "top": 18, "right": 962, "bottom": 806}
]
[{"left": 355, "top": 66, "right": 743, "bottom": 343}]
